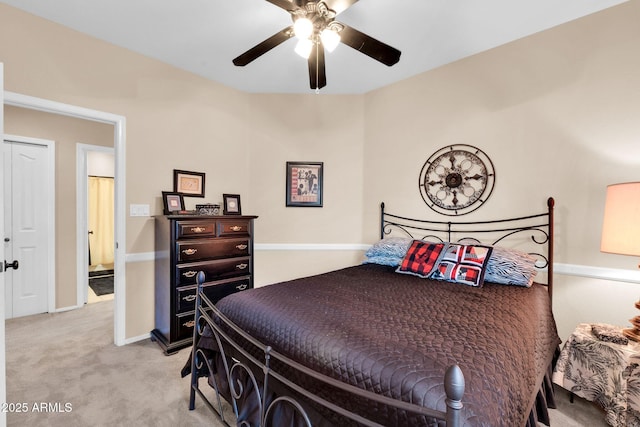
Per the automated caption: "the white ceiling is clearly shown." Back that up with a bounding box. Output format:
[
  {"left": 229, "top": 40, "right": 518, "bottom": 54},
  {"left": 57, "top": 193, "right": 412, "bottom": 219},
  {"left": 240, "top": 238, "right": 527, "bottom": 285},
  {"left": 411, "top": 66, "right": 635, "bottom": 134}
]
[{"left": 1, "top": 0, "right": 627, "bottom": 94}]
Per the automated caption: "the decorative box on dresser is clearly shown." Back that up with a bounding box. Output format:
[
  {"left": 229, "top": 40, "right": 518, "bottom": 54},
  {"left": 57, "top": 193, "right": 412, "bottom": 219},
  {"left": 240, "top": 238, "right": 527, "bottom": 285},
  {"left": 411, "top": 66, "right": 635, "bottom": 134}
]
[{"left": 151, "top": 214, "right": 258, "bottom": 355}]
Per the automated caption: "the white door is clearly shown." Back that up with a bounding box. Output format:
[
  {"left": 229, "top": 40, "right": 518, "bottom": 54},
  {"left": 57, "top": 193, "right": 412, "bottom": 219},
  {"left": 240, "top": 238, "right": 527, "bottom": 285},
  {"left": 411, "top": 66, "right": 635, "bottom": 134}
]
[
  {"left": 3, "top": 139, "right": 50, "bottom": 318},
  {"left": 1, "top": 61, "right": 9, "bottom": 427}
]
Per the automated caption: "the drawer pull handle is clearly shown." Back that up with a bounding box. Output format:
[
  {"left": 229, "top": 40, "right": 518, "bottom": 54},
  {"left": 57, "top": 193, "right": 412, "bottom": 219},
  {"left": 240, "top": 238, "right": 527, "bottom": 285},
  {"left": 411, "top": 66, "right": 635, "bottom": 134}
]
[
  {"left": 235, "top": 244, "right": 248, "bottom": 250},
  {"left": 236, "top": 263, "right": 248, "bottom": 270},
  {"left": 183, "top": 295, "right": 197, "bottom": 302},
  {"left": 236, "top": 284, "right": 248, "bottom": 291},
  {"left": 183, "top": 320, "right": 195, "bottom": 328},
  {"left": 183, "top": 271, "right": 197, "bottom": 278},
  {"left": 190, "top": 227, "right": 206, "bottom": 233},
  {"left": 182, "top": 248, "right": 197, "bottom": 256},
  {"left": 230, "top": 225, "right": 242, "bottom": 232}
]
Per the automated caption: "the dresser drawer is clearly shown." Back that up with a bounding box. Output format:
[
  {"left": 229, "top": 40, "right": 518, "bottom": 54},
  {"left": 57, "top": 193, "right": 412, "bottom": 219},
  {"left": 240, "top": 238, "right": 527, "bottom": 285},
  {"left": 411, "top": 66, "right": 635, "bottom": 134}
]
[
  {"left": 176, "top": 238, "right": 250, "bottom": 262},
  {"left": 176, "top": 220, "right": 216, "bottom": 239},
  {"left": 218, "top": 219, "right": 250, "bottom": 236},
  {"left": 176, "top": 276, "right": 251, "bottom": 313},
  {"left": 176, "top": 257, "right": 251, "bottom": 285},
  {"left": 174, "top": 311, "right": 196, "bottom": 342}
]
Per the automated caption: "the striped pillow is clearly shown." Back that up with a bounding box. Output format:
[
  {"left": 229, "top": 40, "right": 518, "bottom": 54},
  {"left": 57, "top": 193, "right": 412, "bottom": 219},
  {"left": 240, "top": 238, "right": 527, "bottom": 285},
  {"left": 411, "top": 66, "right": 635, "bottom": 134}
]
[
  {"left": 484, "top": 246, "right": 538, "bottom": 287},
  {"left": 363, "top": 237, "right": 412, "bottom": 267}
]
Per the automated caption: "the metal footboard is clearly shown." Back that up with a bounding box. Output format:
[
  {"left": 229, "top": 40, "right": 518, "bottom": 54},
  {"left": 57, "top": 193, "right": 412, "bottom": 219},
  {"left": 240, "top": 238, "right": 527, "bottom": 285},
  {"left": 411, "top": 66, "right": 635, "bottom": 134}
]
[{"left": 188, "top": 271, "right": 465, "bottom": 427}]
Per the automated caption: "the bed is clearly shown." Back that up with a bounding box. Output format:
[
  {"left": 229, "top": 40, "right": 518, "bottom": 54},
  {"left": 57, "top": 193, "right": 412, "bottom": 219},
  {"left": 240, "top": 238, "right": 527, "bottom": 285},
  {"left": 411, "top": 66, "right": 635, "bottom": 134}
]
[{"left": 184, "top": 198, "right": 560, "bottom": 427}]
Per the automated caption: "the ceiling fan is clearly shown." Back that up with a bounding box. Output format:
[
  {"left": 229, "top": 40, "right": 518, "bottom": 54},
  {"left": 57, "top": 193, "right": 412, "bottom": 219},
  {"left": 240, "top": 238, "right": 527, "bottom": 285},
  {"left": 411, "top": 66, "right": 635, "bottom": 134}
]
[{"left": 232, "top": 0, "right": 401, "bottom": 91}]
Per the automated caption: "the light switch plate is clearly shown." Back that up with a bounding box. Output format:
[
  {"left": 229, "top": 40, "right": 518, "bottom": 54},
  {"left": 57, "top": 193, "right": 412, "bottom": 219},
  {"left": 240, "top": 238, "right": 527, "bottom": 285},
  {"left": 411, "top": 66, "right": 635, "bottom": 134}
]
[{"left": 130, "top": 204, "right": 150, "bottom": 217}]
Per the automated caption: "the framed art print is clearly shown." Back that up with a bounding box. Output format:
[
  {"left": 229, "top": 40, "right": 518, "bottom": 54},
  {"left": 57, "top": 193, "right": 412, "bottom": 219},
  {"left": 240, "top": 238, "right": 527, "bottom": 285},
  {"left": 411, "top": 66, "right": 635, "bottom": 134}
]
[
  {"left": 286, "top": 161, "right": 323, "bottom": 207},
  {"left": 162, "top": 191, "right": 185, "bottom": 215},
  {"left": 174, "top": 169, "right": 205, "bottom": 198},
  {"left": 223, "top": 194, "right": 242, "bottom": 215}
]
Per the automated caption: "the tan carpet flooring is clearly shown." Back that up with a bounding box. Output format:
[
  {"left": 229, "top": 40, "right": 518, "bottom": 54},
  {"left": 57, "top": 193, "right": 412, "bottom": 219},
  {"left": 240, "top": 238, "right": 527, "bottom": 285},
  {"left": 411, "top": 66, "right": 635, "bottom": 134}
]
[
  {"left": 5, "top": 300, "right": 609, "bottom": 426},
  {"left": 5, "top": 300, "right": 226, "bottom": 426}
]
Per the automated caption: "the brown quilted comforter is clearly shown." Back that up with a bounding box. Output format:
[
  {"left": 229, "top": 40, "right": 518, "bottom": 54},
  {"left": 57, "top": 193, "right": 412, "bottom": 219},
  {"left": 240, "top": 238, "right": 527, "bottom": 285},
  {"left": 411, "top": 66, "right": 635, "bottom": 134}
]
[{"left": 206, "top": 263, "right": 560, "bottom": 426}]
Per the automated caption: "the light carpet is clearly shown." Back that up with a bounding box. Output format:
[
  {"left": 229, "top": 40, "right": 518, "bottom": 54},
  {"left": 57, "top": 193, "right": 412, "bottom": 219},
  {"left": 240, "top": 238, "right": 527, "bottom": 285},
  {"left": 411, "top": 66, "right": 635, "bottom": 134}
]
[{"left": 5, "top": 300, "right": 608, "bottom": 426}]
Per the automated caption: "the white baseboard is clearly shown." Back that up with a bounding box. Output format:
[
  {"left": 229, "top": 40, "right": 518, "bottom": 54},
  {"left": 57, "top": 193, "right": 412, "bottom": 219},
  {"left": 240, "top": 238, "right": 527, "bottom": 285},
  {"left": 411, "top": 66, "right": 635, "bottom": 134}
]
[
  {"left": 124, "top": 332, "right": 151, "bottom": 344},
  {"left": 55, "top": 304, "right": 82, "bottom": 313}
]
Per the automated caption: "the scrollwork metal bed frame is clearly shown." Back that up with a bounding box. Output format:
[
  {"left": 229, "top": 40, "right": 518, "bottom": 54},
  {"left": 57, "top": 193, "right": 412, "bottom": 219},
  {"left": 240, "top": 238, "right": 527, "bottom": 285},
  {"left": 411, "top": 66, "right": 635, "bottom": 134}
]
[
  {"left": 381, "top": 197, "right": 555, "bottom": 301},
  {"left": 188, "top": 197, "right": 555, "bottom": 426}
]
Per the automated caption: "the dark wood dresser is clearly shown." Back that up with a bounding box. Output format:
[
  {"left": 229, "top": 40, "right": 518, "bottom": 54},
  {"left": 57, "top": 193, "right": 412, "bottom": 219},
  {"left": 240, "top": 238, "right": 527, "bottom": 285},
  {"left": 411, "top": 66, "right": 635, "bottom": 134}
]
[{"left": 151, "top": 214, "right": 258, "bottom": 354}]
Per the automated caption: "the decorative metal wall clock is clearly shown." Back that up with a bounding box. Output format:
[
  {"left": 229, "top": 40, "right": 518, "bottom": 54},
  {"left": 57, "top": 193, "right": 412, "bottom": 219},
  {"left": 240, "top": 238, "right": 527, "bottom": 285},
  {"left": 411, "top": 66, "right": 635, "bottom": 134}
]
[{"left": 419, "top": 144, "right": 495, "bottom": 216}]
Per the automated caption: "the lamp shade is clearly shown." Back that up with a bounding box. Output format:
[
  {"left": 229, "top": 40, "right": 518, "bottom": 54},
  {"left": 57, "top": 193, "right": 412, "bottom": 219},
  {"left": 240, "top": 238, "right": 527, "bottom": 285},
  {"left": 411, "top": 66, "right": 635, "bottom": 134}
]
[
  {"left": 320, "top": 28, "right": 340, "bottom": 52},
  {"left": 294, "top": 38, "right": 313, "bottom": 59},
  {"left": 293, "top": 18, "right": 313, "bottom": 39},
  {"left": 601, "top": 182, "right": 640, "bottom": 256}
]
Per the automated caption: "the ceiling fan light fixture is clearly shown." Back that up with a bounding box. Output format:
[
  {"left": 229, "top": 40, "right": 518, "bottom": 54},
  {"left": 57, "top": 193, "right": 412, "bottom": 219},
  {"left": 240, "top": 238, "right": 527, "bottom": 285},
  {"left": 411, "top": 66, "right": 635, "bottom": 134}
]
[
  {"left": 320, "top": 28, "right": 340, "bottom": 52},
  {"left": 295, "top": 38, "right": 313, "bottom": 59},
  {"left": 293, "top": 17, "right": 313, "bottom": 39},
  {"left": 232, "top": 1, "right": 401, "bottom": 90}
]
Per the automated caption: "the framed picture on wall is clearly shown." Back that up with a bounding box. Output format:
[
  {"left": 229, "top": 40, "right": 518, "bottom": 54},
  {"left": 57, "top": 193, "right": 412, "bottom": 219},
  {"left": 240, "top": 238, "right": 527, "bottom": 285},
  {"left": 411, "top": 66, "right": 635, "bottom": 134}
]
[
  {"left": 223, "top": 194, "right": 242, "bottom": 215},
  {"left": 286, "top": 161, "right": 323, "bottom": 207},
  {"left": 162, "top": 191, "right": 185, "bottom": 215},
  {"left": 173, "top": 169, "right": 205, "bottom": 197}
]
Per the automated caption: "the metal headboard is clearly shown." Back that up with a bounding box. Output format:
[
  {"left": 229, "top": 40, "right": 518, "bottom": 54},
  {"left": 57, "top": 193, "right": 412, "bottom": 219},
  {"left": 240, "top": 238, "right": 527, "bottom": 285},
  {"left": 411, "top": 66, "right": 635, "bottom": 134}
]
[{"left": 380, "top": 197, "right": 555, "bottom": 300}]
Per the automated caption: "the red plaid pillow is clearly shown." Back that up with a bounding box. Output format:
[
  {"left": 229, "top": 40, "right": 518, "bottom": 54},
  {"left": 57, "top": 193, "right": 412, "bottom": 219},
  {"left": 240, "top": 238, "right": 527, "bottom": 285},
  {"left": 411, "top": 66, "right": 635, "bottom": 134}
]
[{"left": 396, "top": 241, "right": 445, "bottom": 278}]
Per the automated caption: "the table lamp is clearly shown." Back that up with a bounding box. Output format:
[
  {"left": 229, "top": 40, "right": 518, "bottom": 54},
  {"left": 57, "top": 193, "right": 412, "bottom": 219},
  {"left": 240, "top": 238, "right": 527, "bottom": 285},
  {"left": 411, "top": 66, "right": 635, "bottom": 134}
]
[{"left": 600, "top": 182, "right": 640, "bottom": 342}]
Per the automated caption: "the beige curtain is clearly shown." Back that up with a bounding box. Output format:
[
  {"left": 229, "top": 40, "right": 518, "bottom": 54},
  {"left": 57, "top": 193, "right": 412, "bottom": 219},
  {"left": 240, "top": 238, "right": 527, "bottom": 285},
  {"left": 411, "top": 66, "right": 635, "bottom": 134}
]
[{"left": 88, "top": 176, "right": 114, "bottom": 266}]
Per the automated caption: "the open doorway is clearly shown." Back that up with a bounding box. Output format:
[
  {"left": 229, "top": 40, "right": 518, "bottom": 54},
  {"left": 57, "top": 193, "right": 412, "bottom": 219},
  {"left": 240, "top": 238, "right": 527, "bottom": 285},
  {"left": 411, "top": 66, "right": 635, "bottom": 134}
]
[
  {"left": 86, "top": 149, "right": 115, "bottom": 304},
  {"left": 4, "top": 91, "right": 127, "bottom": 346}
]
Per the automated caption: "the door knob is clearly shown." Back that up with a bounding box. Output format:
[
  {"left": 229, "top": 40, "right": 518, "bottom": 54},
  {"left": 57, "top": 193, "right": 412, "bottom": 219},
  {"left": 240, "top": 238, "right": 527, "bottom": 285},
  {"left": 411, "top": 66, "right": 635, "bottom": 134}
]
[{"left": 4, "top": 260, "right": 19, "bottom": 270}]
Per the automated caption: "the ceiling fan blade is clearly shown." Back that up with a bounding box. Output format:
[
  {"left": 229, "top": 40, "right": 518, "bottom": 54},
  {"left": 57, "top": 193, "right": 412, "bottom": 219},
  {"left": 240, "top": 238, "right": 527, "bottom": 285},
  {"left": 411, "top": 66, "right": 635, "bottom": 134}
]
[
  {"left": 308, "top": 42, "right": 327, "bottom": 90},
  {"left": 233, "top": 26, "right": 294, "bottom": 66},
  {"left": 338, "top": 24, "right": 401, "bottom": 66},
  {"left": 265, "top": 0, "right": 297, "bottom": 11},
  {"left": 323, "top": 0, "right": 359, "bottom": 15}
]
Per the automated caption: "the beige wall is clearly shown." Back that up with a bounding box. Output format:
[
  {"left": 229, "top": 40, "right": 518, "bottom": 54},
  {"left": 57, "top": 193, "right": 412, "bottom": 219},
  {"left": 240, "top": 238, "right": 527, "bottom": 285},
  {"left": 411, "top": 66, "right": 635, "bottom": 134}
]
[
  {"left": 2, "top": 2, "right": 640, "bottom": 342},
  {"left": 246, "top": 94, "right": 364, "bottom": 245},
  {"left": 363, "top": 1, "right": 640, "bottom": 340},
  {"left": 4, "top": 106, "right": 113, "bottom": 309},
  {"left": 245, "top": 94, "right": 366, "bottom": 285},
  {"left": 0, "top": 5, "right": 365, "bottom": 339}
]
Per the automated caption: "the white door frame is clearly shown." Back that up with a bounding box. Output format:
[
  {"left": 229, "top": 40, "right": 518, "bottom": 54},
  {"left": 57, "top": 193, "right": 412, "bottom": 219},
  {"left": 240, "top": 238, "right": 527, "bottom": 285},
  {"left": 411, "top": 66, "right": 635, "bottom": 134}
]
[
  {"left": 4, "top": 91, "right": 127, "bottom": 346},
  {"left": 1, "top": 62, "right": 7, "bottom": 427},
  {"left": 76, "top": 143, "right": 114, "bottom": 305},
  {"left": 4, "top": 135, "right": 56, "bottom": 316}
]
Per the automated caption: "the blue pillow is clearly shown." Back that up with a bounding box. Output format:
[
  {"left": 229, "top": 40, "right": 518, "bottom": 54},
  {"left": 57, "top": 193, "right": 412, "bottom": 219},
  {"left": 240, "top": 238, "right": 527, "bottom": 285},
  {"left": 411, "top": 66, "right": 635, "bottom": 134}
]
[
  {"left": 363, "top": 255, "right": 404, "bottom": 267},
  {"left": 484, "top": 246, "right": 538, "bottom": 287},
  {"left": 363, "top": 237, "right": 412, "bottom": 267}
]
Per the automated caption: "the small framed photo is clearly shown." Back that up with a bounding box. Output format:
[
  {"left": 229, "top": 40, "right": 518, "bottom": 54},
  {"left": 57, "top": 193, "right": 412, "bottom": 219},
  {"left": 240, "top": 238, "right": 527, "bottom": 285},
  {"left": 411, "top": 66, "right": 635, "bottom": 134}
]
[
  {"left": 162, "top": 191, "right": 185, "bottom": 215},
  {"left": 173, "top": 169, "right": 205, "bottom": 198},
  {"left": 286, "top": 161, "right": 323, "bottom": 207},
  {"left": 223, "top": 194, "right": 242, "bottom": 215}
]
